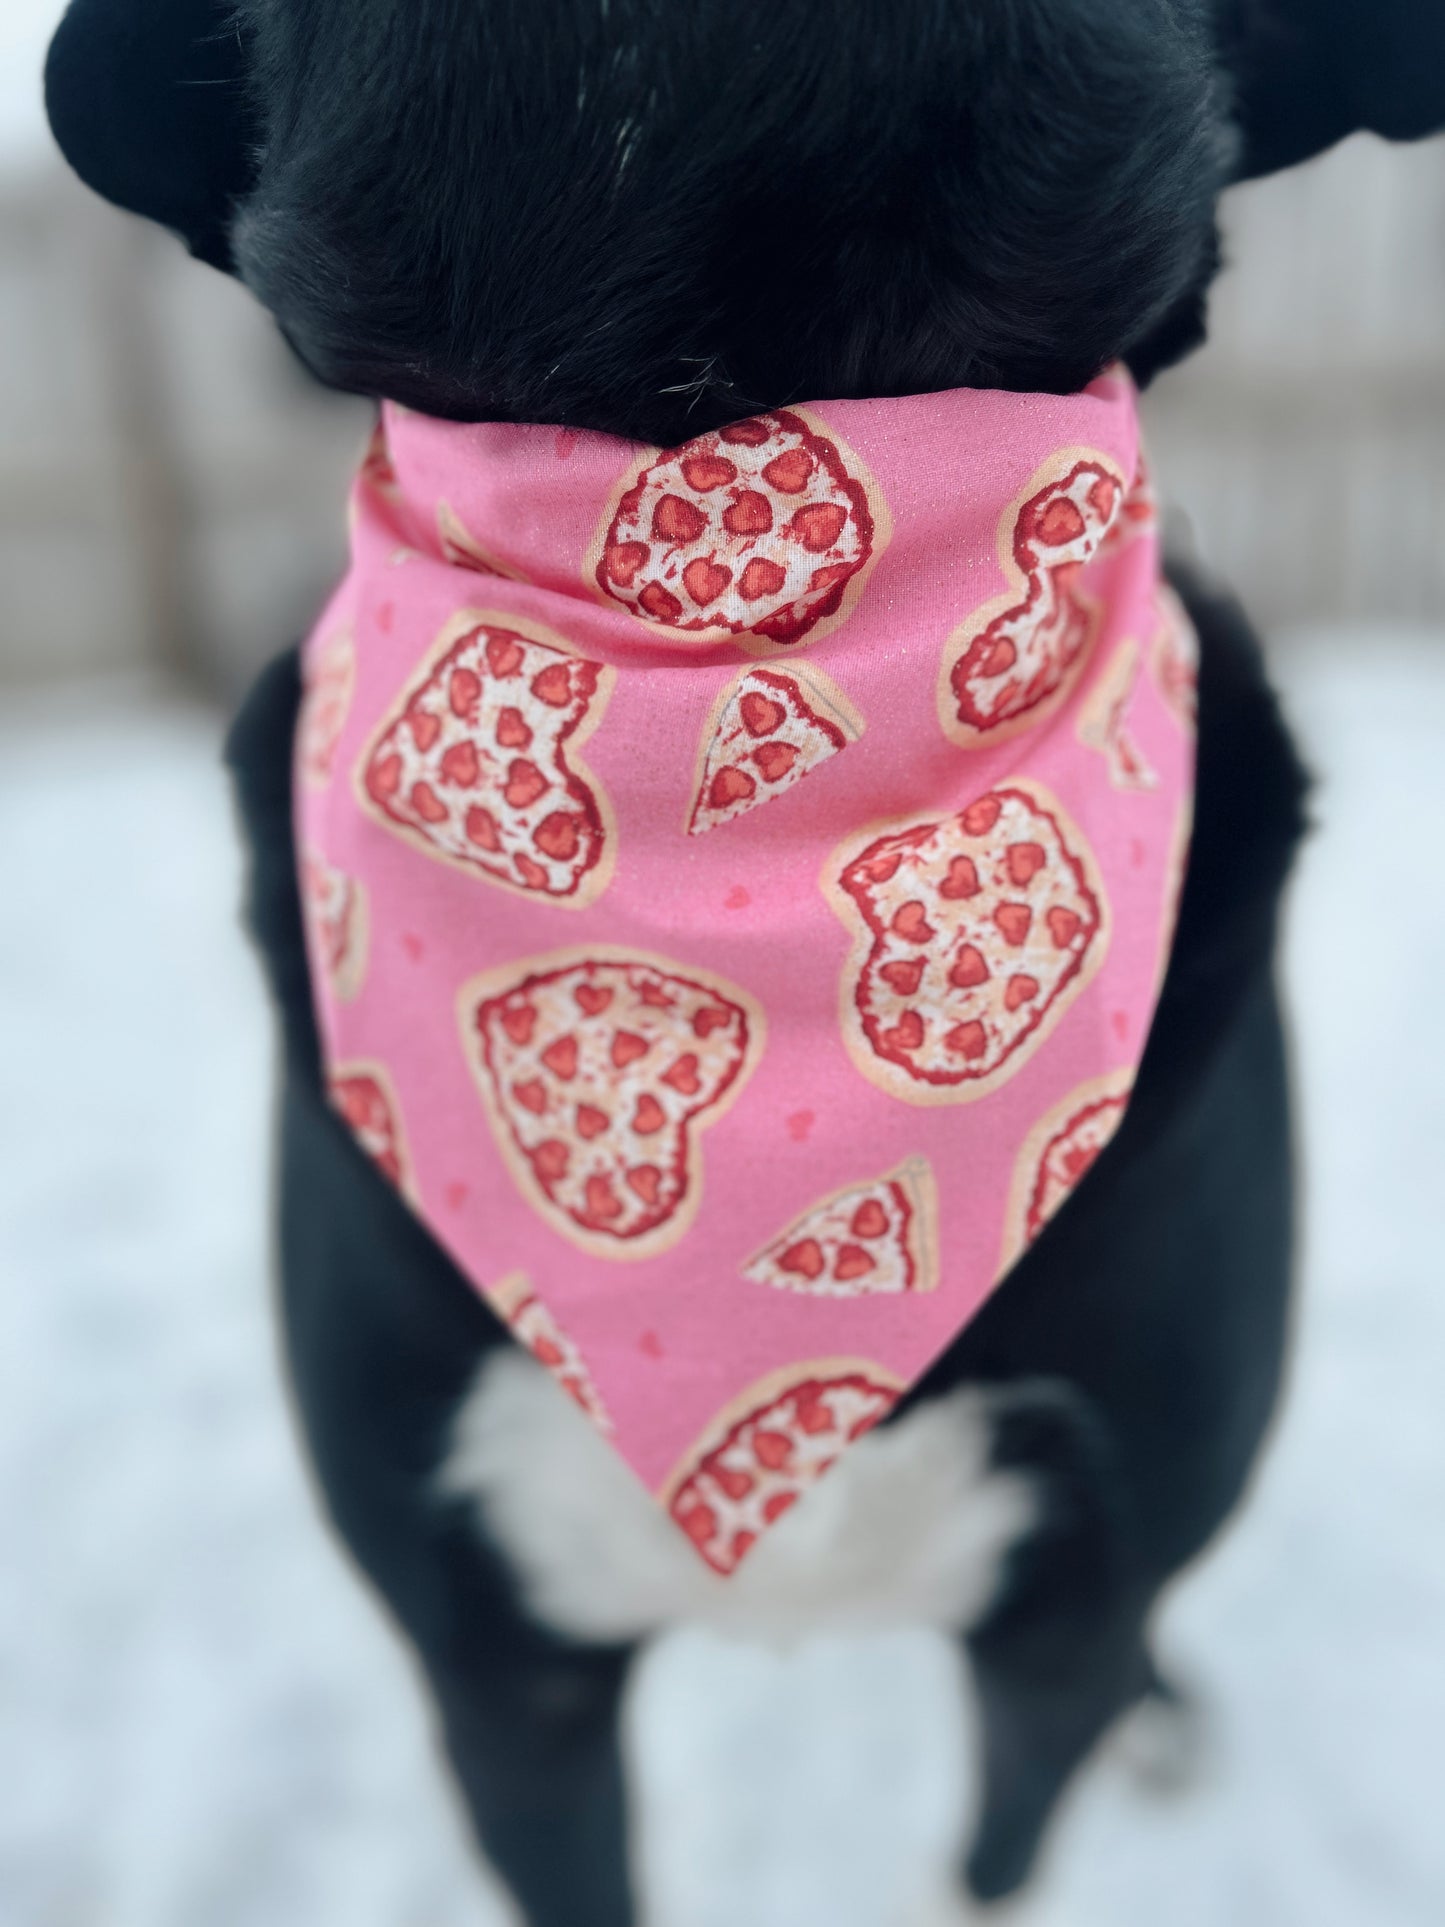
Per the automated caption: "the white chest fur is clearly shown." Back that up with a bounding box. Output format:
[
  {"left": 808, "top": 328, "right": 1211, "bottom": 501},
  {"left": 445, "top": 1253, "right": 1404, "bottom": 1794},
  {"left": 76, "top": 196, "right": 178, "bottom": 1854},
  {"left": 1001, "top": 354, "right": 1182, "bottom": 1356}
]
[{"left": 440, "top": 1351, "right": 1036, "bottom": 1646}]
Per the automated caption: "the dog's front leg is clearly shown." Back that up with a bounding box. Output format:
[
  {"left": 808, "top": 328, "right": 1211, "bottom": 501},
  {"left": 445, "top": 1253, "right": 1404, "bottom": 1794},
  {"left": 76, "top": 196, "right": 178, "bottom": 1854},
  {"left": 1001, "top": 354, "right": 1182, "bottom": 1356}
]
[{"left": 433, "top": 1639, "right": 638, "bottom": 1927}]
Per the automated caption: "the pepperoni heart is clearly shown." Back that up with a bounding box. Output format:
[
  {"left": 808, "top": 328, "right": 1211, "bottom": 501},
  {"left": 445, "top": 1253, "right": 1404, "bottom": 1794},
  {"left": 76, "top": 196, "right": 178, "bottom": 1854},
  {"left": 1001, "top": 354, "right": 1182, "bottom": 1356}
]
[
  {"left": 681, "top": 454, "right": 737, "bottom": 491},
  {"left": 945, "top": 1020, "right": 988, "bottom": 1059},
  {"left": 440, "top": 740, "right": 480, "bottom": 787},
  {"left": 632, "top": 1093, "right": 666, "bottom": 1134},
  {"left": 449, "top": 667, "right": 481, "bottom": 719},
  {"left": 531, "top": 664, "right": 573, "bottom": 708},
  {"left": 709, "top": 766, "right": 756, "bottom": 809},
  {"left": 881, "top": 959, "right": 925, "bottom": 996},
  {"left": 751, "top": 741, "right": 798, "bottom": 784},
  {"left": 789, "top": 503, "right": 847, "bottom": 552},
  {"left": 762, "top": 448, "right": 813, "bottom": 493},
  {"left": 1047, "top": 906, "right": 1082, "bottom": 948},
  {"left": 625, "top": 1163, "right": 661, "bottom": 1204},
  {"left": 1031, "top": 497, "right": 1087, "bottom": 549},
  {"left": 542, "top": 1036, "right": 578, "bottom": 1079},
  {"left": 939, "top": 855, "right": 980, "bottom": 899},
  {"left": 639, "top": 581, "right": 684, "bottom": 622},
  {"left": 962, "top": 795, "right": 1002, "bottom": 836},
  {"left": 739, "top": 691, "right": 785, "bottom": 736},
  {"left": 780, "top": 1239, "right": 826, "bottom": 1279},
  {"left": 584, "top": 1174, "right": 624, "bottom": 1221},
  {"left": 605, "top": 541, "right": 647, "bottom": 587},
  {"left": 495, "top": 705, "right": 532, "bottom": 749},
  {"left": 533, "top": 813, "right": 580, "bottom": 861},
  {"left": 1007, "top": 842, "right": 1046, "bottom": 886},
  {"left": 753, "top": 1429, "right": 793, "bottom": 1469},
  {"left": 576, "top": 1104, "right": 610, "bottom": 1139},
  {"left": 891, "top": 900, "right": 936, "bottom": 944},
  {"left": 662, "top": 1053, "right": 702, "bottom": 1094},
  {"left": 832, "top": 1244, "right": 875, "bottom": 1281},
  {"left": 369, "top": 753, "right": 402, "bottom": 799},
  {"left": 512, "top": 1079, "right": 547, "bottom": 1115},
  {"left": 501, "top": 1003, "right": 537, "bottom": 1044},
  {"left": 465, "top": 806, "right": 501, "bottom": 850},
  {"left": 738, "top": 557, "right": 787, "bottom": 601},
  {"left": 1005, "top": 974, "right": 1040, "bottom": 1010},
  {"left": 850, "top": 1199, "right": 889, "bottom": 1240},
  {"left": 949, "top": 944, "right": 990, "bottom": 989},
  {"left": 720, "top": 419, "right": 770, "bottom": 446},
  {"left": 410, "top": 781, "right": 448, "bottom": 823},
  {"left": 485, "top": 634, "right": 524, "bottom": 678},
  {"left": 611, "top": 1030, "right": 649, "bottom": 1067},
  {"left": 410, "top": 709, "right": 441, "bottom": 752},
  {"left": 574, "top": 984, "right": 614, "bottom": 1016},
  {"left": 652, "top": 494, "right": 707, "bottom": 545},
  {"left": 684, "top": 557, "right": 732, "bottom": 607},
  {"left": 994, "top": 903, "right": 1033, "bottom": 946},
  {"left": 504, "top": 760, "right": 548, "bottom": 809},
  {"left": 724, "top": 491, "right": 773, "bottom": 536}
]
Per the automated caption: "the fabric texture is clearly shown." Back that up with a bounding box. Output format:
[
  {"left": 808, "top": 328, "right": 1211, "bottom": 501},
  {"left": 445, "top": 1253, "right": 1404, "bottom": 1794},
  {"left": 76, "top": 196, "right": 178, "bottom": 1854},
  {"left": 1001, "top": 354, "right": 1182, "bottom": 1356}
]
[{"left": 294, "top": 374, "right": 1195, "bottom": 1574}]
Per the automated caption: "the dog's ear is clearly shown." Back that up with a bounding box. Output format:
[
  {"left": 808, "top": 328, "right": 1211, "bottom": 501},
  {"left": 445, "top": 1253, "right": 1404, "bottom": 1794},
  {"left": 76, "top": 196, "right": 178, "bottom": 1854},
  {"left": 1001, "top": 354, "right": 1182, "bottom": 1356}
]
[
  {"left": 1224, "top": 0, "right": 1445, "bottom": 179},
  {"left": 46, "top": 0, "right": 257, "bottom": 271}
]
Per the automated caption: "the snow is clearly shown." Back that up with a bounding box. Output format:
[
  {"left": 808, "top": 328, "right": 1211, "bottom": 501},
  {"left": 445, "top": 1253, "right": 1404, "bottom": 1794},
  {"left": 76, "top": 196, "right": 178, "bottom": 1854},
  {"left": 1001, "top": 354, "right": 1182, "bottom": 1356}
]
[{"left": 1, "top": 635, "right": 1442, "bottom": 1926}]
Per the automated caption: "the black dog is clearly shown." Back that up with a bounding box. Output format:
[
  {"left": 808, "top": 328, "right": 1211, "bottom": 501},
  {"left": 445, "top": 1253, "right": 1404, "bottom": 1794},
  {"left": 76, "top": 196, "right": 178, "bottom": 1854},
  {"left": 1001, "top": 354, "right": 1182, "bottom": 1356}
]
[{"left": 46, "top": 4, "right": 1445, "bottom": 1921}]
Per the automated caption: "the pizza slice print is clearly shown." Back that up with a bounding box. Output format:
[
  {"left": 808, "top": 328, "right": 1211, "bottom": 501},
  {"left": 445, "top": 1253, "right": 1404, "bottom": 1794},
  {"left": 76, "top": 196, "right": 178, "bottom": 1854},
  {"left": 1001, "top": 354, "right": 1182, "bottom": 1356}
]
[
  {"left": 686, "top": 664, "right": 864, "bottom": 835},
  {"left": 939, "top": 453, "right": 1125, "bottom": 746},
  {"left": 329, "top": 1060, "right": 418, "bottom": 1204},
  {"left": 300, "top": 847, "right": 369, "bottom": 1002},
  {"left": 590, "top": 408, "right": 886, "bottom": 651},
  {"left": 486, "top": 1272, "right": 613, "bottom": 1433},
  {"left": 1000, "top": 1068, "right": 1134, "bottom": 1268},
  {"left": 1078, "top": 638, "right": 1158, "bottom": 790},
  {"left": 460, "top": 948, "right": 765, "bottom": 1260},
  {"left": 357, "top": 612, "right": 616, "bottom": 906},
  {"left": 743, "top": 1158, "right": 939, "bottom": 1297},
  {"left": 826, "top": 782, "right": 1109, "bottom": 1105},
  {"left": 298, "top": 626, "right": 356, "bottom": 789},
  {"left": 663, "top": 1360, "right": 905, "bottom": 1574}
]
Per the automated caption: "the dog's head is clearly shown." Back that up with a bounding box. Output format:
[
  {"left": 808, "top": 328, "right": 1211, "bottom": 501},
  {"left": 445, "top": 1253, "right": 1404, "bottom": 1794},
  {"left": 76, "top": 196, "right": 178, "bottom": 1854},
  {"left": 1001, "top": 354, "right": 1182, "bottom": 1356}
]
[{"left": 48, "top": 0, "right": 1445, "bottom": 444}]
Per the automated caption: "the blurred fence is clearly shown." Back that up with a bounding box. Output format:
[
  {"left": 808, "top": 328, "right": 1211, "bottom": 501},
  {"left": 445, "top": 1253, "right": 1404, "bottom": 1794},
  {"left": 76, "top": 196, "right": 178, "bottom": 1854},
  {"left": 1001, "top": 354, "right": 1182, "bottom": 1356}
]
[{"left": 0, "top": 133, "right": 1442, "bottom": 698}]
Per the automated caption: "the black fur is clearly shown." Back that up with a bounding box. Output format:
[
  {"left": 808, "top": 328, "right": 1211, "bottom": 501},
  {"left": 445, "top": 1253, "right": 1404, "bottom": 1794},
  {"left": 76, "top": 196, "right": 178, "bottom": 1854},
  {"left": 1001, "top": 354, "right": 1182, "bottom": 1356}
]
[{"left": 46, "top": 2, "right": 1443, "bottom": 1920}]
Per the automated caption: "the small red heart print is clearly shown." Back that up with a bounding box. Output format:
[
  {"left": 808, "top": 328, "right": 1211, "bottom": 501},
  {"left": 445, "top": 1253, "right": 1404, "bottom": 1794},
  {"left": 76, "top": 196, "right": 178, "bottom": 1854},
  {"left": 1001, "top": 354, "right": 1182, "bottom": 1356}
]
[
  {"left": 786, "top": 1110, "right": 815, "bottom": 1142},
  {"left": 1112, "top": 1010, "right": 1130, "bottom": 1043},
  {"left": 444, "top": 1181, "right": 468, "bottom": 1211},
  {"left": 725, "top": 885, "right": 751, "bottom": 910},
  {"left": 401, "top": 933, "right": 425, "bottom": 963},
  {"left": 638, "top": 1330, "right": 665, "bottom": 1359},
  {"left": 377, "top": 601, "right": 395, "bottom": 634}
]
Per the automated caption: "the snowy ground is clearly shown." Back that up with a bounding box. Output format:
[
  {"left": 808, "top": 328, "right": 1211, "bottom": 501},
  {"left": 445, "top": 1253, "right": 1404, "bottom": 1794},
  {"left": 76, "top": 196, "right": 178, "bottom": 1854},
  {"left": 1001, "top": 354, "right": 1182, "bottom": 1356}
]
[{"left": 1, "top": 634, "right": 1443, "bottom": 1927}]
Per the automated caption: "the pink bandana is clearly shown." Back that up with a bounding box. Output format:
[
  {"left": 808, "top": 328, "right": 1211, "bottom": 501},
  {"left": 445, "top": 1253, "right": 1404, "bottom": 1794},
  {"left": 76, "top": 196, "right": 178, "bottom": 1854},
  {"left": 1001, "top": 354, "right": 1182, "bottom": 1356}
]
[{"left": 295, "top": 374, "right": 1196, "bottom": 1575}]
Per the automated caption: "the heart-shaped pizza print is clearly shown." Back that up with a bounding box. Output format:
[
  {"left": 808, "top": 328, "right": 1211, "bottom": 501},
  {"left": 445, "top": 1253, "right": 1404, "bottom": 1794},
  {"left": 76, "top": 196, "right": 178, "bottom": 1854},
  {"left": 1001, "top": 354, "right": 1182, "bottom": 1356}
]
[
  {"left": 357, "top": 614, "right": 616, "bottom": 905},
  {"left": 591, "top": 409, "right": 885, "bottom": 650},
  {"left": 686, "top": 663, "right": 864, "bottom": 835},
  {"left": 461, "top": 948, "right": 765, "bottom": 1260},
  {"left": 827, "top": 782, "right": 1109, "bottom": 1104},
  {"left": 940, "top": 455, "right": 1124, "bottom": 746},
  {"left": 999, "top": 1067, "right": 1135, "bottom": 1269},
  {"left": 662, "top": 1361, "right": 904, "bottom": 1573}
]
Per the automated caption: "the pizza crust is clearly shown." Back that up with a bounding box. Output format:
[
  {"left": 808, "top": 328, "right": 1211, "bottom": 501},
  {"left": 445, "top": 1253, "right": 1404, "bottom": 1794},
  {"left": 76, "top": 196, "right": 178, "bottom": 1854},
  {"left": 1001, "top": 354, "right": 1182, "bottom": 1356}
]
[
  {"left": 999, "top": 1066, "right": 1135, "bottom": 1270},
  {"left": 584, "top": 406, "right": 892, "bottom": 657},
  {"left": 457, "top": 944, "right": 767, "bottom": 1263},
  {"left": 353, "top": 607, "right": 618, "bottom": 908},
  {"left": 483, "top": 1271, "right": 614, "bottom": 1434},
  {"left": 823, "top": 778, "right": 1111, "bottom": 1108},
  {"left": 436, "top": 501, "right": 530, "bottom": 581},
  {"left": 936, "top": 446, "right": 1126, "bottom": 750},
  {"left": 300, "top": 846, "right": 370, "bottom": 1004}
]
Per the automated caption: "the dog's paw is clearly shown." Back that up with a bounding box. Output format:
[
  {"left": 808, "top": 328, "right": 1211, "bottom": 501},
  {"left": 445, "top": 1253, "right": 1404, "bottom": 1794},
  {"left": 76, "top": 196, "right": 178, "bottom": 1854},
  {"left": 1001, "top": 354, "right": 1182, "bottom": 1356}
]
[
  {"left": 902, "top": 1885, "right": 1036, "bottom": 1927},
  {"left": 1109, "top": 1675, "right": 1210, "bottom": 1796}
]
